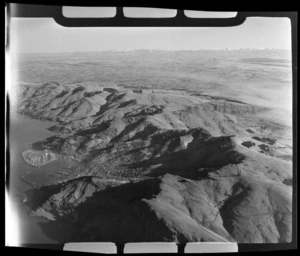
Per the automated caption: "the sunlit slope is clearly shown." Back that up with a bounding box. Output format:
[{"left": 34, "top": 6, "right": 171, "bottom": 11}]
[{"left": 18, "top": 82, "right": 292, "bottom": 243}]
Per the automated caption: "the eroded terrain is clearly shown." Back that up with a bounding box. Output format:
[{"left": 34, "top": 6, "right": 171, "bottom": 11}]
[{"left": 16, "top": 77, "right": 293, "bottom": 243}]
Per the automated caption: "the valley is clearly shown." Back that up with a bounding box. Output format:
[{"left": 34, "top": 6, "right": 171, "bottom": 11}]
[{"left": 10, "top": 49, "right": 293, "bottom": 243}]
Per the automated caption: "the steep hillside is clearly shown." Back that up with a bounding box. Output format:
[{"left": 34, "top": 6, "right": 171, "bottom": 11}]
[
  {"left": 25, "top": 171, "right": 292, "bottom": 243},
  {"left": 17, "top": 82, "right": 293, "bottom": 243}
]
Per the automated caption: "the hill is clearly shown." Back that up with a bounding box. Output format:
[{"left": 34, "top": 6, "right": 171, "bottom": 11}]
[{"left": 17, "top": 82, "right": 292, "bottom": 243}]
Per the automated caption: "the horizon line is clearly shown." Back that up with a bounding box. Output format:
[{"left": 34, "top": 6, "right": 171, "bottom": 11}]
[{"left": 14, "top": 48, "right": 291, "bottom": 54}]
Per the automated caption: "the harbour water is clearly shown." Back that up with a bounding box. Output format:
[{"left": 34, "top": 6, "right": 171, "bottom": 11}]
[{"left": 7, "top": 113, "right": 76, "bottom": 244}]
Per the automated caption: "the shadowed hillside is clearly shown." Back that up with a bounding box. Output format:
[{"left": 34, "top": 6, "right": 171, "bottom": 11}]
[{"left": 15, "top": 81, "right": 293, "bottom": 243}]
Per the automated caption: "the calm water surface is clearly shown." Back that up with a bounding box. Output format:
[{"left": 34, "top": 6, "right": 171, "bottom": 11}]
[{"left": 9, "top": 113, "right": 76, "bottom": 244}]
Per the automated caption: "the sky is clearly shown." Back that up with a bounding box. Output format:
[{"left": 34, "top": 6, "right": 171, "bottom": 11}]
[{"left": 9, "top": 15, "right": 291, "bottom": 53}]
